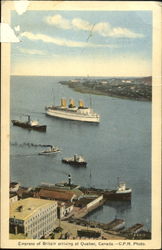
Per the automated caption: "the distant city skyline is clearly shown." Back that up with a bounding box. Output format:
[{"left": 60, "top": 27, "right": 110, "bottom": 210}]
[{"left": 11, "top": 10, "right": 152, "bottom": 77}]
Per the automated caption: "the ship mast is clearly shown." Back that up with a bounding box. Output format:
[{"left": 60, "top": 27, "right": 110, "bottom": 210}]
[
  {"left": 27, "top": 115, "right": 30, "bottom": 123},
  {"left": 52, "top": 88, "right": 55, "bottom": 106},
  {"left": 89, "top": 95, "right": 92, "bottom": 109},
  {"left": 89, "top": 169, "right": 92, "bottom": 188}
]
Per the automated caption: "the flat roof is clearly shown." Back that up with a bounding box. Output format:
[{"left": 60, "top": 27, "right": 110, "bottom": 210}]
[{"left": 10, "top": 198, "right": 57, "bottom": 221}]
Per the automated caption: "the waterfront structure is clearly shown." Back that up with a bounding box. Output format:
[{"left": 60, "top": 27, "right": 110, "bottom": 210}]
[
  {"left": 34, "top": 188, "right": 77, "bottom": 202},
  {"left": 10, "top": 198, "right": 57, "bottom": 239},
  {"left": 75, "top": 195, "right": 103, "bottom": 210}
]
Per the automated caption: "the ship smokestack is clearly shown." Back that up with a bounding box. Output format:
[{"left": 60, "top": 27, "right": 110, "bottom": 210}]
[
  {"left": 69, "top": 99, "right": 75, "bottom": 107},
  {"left": 68, "top": 174, "right": 71, "bottom": 186},
  {"left": 79, "top": 100, "right": 84, "bottom": 108},
  {"left": 61, "top": 98, "right": 66, "bottom": 107}
]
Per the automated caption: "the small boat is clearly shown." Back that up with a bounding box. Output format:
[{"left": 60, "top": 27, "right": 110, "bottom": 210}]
[
  {"left": 12, "top": 115, "right": 46, "bottom": 132},
  {"left": 62, "top": 154, "right": 87, "bottom": 167},
  {"left": 39, "top": 146, "right": 60, "bottom": 155}
]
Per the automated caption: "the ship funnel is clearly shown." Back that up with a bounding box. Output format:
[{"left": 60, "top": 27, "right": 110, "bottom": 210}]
[
  {"left": 68, "top": 174, "right": 72, "bottom": 186},
  {"left": 79, "top": 100, "right": 84, "bottom": 108},
  {"left": 61, "top": 98, "right": 66, "bottom": 107},
  {"left": 69, "top": 99, "right": 75, "bottom": 108}
]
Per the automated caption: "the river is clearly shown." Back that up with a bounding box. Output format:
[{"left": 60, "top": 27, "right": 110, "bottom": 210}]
[{"left": 10, "top": 75, "right": 151, "bottom": 230}]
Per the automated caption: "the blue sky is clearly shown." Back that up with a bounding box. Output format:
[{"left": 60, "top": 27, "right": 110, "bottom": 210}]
[{"left": 11, "top": 10, "right": 152, "bottom": 76}]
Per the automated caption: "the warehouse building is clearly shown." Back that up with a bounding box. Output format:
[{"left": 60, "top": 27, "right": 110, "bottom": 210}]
[{"left": 10, "top": 198, "right": 57, "bottom": 239}]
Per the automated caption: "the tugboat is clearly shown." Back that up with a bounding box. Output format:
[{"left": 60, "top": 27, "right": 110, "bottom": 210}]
[
  {"left": 11, "top": 115, "right": 46, "bottom": 132},
  {"left": 62, "top": 154, "right": 87, "bottom": 167},
  {"left": 45, "top": 98, "right": 100, "bottom": 123},
  {"left": 39, "top": 146, "right": 60, "bottom": 155}
]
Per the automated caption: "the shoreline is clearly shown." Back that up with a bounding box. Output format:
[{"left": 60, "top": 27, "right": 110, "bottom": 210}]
[
  {"left": 64, "top": 85, "right": 151, "bottom": 102},
  {"left": 59, "top": 76, "right": 152, "bottom": 102}
]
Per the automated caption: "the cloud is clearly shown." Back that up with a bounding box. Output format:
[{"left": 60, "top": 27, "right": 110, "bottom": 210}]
[
  {"left": 45, "top": 14, "right": 71, "bottom": 30},
  {"left": 94, "top": 23, "right": 144, "bottom": 38},
  {"left": 20, "top": 31, "right": 117, "bottom": 48},
  {"left": 72, "top": 18, "right": 92, "bottom": 31},
  {"left": 44, "top": 15, "right": 144, "bottom": 39},
  {"left": 19, "top": 48, "right": 46, "bottom": 55}
]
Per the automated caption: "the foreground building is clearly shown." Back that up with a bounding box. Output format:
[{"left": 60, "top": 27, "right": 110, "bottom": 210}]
[{"left": 10, "top": 198, "right": 57, "bottom": 239}]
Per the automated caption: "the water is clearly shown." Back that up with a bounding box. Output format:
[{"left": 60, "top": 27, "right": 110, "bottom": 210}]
[{"left": 10, "top": 76, "right": 151, "bottom": 230}]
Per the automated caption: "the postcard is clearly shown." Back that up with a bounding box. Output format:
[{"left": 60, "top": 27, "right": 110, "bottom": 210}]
[{"left": 1, "top": 1, "right": 161, "bottom": 249}]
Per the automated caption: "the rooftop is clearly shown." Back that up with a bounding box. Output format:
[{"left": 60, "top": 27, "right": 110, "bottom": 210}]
[
  {"left": 10, "top": 198, "right": 57, "bottom": 220},
  {"left": 10, "top": 182, "right": 20, "bottom": 188},
  {"left": 36, "top": 188, "right": 76, "bottom": 202}
]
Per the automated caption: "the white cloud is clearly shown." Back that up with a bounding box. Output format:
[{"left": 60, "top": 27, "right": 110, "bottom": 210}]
[
  {"left": 72, "top": 18, "right": 92, "bottom": 31},
  {"left": 93, "top": 22, "right": 144, "bottom": 38},
  {"left": 19, "top": 48, "right": 46, "bottom": 55},
  {"left": 20, "top": 31, "right": 117, "bottom": 48},
  {"left": 44, "top": 14, "right": 144, "bottom": 39},
  {"left": 45, "top": 14, "right": 71, "bottom": 29}
]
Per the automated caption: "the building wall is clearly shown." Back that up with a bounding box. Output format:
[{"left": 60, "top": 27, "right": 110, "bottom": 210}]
[
  {"left": 58, "top": 204, "right": 74, "bottom": 219},
  {"left": 10, "top": 195, "right": 18, "bottom": 204},
  {"left": 10, "top": 201, "right": 57, "bottom": 239}
]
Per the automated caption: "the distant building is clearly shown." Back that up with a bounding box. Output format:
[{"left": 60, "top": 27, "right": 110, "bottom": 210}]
[
  {"left": 100, "top": 81, "right": 108, "bottom": 85},
  {"left": 122, "top": 80, "right": 132, "bottom": 83},
  {"left": 10, "top": 192, "right": 18, "bottom": 204},
  {"left": 17, "top": 186, "right": 33, "bottom": 199},
  {"left": 70, "top": 80, "right": 80, "bottom": 83},
  {"left": 10, "top": 182, "right": 20, "bottom": 192},
  {"left": 10, "top": 198, "right": 57, "bottom": 239}
]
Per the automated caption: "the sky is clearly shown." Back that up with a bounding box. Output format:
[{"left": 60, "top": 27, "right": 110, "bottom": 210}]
[{"left": 11, "top": 10, "right": 152, "bottom": 77}]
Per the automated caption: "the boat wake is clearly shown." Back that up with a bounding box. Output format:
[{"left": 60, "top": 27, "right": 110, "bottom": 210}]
[
  {"left": 10, "top": 153, "right": 38, "bottom": 158},
  {"left": 11, "top": 142, "right": 53, "bottom": 148}
]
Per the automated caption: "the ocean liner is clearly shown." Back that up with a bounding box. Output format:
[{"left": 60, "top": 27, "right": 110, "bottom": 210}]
[{"left": 45, "top": 98, "right": 100, "bottom": 123}]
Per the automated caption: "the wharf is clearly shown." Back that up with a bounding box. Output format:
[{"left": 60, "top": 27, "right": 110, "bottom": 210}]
[
  {"left": 56, "top": 220, "right": 126, "bottom": 240},
  {"left": 68, "top": 217, "right": 125, "bottom": 232},
  {"left": 72, "top": 198, "right": 106, "bottom": 219}
]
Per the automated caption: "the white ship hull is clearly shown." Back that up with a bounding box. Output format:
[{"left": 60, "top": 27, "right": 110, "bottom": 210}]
[{"left": 46, "top": 108, "right": 100, "bottom": 123}]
